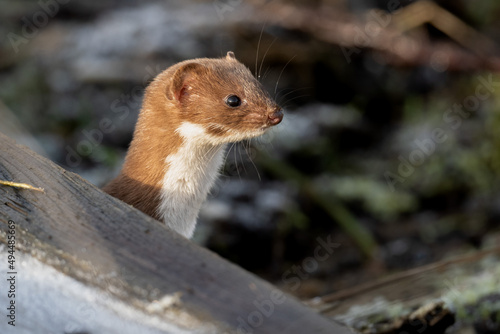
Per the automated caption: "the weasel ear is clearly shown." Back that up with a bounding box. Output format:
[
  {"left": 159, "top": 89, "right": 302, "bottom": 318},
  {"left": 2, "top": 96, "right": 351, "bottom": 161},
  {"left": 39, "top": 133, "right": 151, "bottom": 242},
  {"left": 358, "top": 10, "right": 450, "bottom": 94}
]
[
  {"left": 226, "top": 51, "right": 236, "bottom": 60},
  {"left": 166, "top": 62, "right": 206, "bottom": 102}
]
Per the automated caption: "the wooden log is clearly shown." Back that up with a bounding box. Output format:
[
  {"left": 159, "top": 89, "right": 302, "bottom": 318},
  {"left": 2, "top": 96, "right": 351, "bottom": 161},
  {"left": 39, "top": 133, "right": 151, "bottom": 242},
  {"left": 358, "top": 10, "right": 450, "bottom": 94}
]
[
  {"left": 0, "top": 132, "right": 350, "bottom": 333},
  {"left": 308, "top": 245, "right": 500, "bottom": 334}
]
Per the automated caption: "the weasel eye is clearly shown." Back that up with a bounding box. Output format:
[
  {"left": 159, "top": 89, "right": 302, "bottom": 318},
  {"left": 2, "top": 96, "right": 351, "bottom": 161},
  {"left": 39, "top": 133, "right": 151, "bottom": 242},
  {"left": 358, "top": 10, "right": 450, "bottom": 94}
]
[{"left": 225, "top": 95, "right": 241, "bottom": 107}]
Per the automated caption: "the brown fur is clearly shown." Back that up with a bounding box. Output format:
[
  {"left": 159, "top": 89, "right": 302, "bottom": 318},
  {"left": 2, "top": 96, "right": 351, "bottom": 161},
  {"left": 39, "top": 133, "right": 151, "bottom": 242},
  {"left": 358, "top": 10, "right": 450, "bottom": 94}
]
[{"left": 103, "top": 52, "right": 282, "bottom": 221}]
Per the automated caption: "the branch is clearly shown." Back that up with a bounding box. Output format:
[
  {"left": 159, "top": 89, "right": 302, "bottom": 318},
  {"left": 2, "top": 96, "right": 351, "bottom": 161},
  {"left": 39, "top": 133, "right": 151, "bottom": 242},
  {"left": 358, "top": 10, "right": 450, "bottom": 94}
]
[{"left": 245, "top": 0, "right": 500, "bottom": 71}]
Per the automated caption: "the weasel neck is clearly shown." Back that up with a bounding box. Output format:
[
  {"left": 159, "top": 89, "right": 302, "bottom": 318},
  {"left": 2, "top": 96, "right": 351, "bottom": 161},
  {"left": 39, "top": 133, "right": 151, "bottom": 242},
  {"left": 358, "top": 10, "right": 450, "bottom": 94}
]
[
  {"left": 158, "top": 139, "right": 227, "bottom": 238},
  {"left": 104, "top": 113, "right": 228, "bottom": 238}
]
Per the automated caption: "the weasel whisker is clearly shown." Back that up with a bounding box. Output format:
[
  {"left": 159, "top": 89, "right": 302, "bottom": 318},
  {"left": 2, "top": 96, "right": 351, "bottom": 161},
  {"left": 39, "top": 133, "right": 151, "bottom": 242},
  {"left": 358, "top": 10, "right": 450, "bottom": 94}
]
[
  {"left": 258, "top": 36, "right": 278, "bottom": 81},
  {"left": 281, "top": 93, "right": 311, "bottom": 109},
  {"left": 244, "top": 139, "right": 261, "bottom": 181},
  {"left": 255, "top": 23, "right": 266, "bottom": 80},
  {"left": 274, "top": 55, "right": 296, "bottom": 96},
  {"left": 276, "top": 87, "right": 310, "bottom": 106},
  {"left": 223, "top": 142, "right": 237, "bottom": 172}
]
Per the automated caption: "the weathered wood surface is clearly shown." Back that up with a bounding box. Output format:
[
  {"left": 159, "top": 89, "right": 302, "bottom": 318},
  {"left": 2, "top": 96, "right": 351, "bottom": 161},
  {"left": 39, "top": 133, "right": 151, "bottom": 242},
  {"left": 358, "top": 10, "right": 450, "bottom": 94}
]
[{"left": 0, "top": 132, "right": 351, "bottom": 334}]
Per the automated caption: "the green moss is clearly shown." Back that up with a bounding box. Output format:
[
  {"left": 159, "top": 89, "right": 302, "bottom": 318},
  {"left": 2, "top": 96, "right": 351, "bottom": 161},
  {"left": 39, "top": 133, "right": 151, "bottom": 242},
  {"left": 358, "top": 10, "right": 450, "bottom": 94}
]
[{"left": 442, "top": 261, "right": 500, "bottom": 324}]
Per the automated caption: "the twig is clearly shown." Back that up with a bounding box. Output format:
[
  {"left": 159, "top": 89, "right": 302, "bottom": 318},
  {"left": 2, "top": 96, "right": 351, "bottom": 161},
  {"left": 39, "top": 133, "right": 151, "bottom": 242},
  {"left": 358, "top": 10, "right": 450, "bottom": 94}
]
[
  {"left": 0, "top": 180, "right": 45, "bottom": 193},
  {"left": 309, "top": 245, "right": 500, "bottom": 307},
  {"left": 245, "top": 0, "right": 500, "bottom": 71}
]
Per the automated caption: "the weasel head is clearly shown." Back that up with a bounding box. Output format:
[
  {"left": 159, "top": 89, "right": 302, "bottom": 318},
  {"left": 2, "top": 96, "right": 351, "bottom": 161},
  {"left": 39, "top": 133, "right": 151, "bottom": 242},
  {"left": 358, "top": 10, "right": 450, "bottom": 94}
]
[{"left": 161, "top": 51, "right": 283, "bottom": 145}]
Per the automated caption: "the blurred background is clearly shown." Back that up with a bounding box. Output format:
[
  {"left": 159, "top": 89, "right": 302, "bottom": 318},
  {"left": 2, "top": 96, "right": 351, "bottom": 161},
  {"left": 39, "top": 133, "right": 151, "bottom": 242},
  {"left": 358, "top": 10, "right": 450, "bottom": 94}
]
[{"left": 1, "top": 0, "right": 500, "bottom": 301}]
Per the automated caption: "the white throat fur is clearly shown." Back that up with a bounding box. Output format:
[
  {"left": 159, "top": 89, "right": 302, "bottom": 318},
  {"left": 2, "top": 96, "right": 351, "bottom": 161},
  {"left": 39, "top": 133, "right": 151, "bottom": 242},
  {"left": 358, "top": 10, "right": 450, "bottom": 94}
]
[{"left": 158, "top": 122, "right": 227, "bottom": 238}]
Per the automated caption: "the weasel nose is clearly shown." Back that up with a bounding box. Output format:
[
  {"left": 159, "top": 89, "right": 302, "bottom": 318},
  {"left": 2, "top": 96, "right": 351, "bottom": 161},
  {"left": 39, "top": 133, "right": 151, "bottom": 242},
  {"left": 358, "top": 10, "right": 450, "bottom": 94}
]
[{"left": 267, "top": 108, "right": 283, "bottom": 126}]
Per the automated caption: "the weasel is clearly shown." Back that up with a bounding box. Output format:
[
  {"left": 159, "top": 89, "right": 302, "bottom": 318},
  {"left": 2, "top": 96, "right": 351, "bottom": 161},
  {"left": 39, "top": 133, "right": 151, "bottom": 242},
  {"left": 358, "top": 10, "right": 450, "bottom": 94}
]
[{"left": 103, "top": 52, "right": 283, "bottom": 238}]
